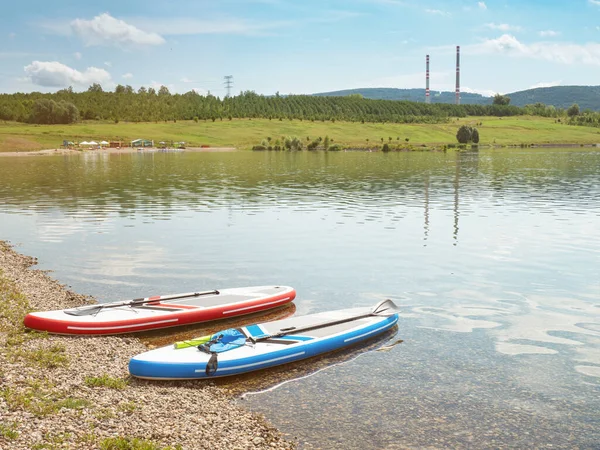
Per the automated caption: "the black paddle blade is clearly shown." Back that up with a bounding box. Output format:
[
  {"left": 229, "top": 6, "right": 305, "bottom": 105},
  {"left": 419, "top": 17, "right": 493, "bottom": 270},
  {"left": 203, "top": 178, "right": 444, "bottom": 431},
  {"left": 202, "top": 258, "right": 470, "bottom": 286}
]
[
  {"left": 206, "top": 353, "right": 218, "bottom": 376},
  {"left": 372, "top": 299, "right": 400, "bottom": 316}
]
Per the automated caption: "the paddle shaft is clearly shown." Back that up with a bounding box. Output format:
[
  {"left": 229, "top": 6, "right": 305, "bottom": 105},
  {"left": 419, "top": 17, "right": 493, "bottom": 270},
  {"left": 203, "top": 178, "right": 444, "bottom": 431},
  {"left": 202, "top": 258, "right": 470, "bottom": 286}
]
[
  {"left": 65, "top": 289, "right": 220, "bottom": 316},
  {"left": 127, "top": 290, "right": 219, "bottom": 307},
  {"left": 250, "top": 300, "right": 398, "bottom": 343}
]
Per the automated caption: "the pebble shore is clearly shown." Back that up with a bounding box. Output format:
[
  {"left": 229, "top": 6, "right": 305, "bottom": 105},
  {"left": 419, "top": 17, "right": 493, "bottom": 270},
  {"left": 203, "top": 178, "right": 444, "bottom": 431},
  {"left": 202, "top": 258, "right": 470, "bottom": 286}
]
[{"left": 0, "top": 240, "right": 295, "bottom": 450}]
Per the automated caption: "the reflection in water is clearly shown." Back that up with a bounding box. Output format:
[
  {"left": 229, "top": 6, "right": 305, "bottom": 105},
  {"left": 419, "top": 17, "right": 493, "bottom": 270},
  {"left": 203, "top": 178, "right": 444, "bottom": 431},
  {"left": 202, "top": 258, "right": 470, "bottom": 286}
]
[
  {"left": 229, "top": 327, "right": 399, "bottom": 397},
  {"left": 1, "top": 149, "right": 600, "bottom": 448},
  {"left": 423, "top": 172, "right": 430, "bottom": 245}
]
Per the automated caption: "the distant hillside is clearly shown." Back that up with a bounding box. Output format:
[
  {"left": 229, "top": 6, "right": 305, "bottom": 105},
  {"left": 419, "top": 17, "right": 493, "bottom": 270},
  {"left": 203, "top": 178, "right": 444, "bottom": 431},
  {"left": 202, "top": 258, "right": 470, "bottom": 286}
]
[
  {"left": 313, "top": 86, "right": 600, "bottom": 111},
  {"left": 505, "top": 86, "right": 600, "bottom": 111},
  {"left": 313, "top": 88, "right": 491, "bottom": 105}
]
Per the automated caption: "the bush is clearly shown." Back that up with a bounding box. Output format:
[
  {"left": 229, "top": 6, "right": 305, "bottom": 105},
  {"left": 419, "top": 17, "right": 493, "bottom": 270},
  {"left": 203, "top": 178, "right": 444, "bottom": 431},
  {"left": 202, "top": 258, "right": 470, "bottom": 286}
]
[
  {"left": 456, "top": 125, "right": 480, "bottom": 144},
  {"left": 567, "top": 103, "right": 580, "bottom": 117},
  {"left": 252, "top": 145, "right": 267, "bottom": 151},
  {"left": 382, "top": 143, "right": 391, "bottom": 152},
  {"left": 456, "top": 125, "right": 472, "bottom": 144}
]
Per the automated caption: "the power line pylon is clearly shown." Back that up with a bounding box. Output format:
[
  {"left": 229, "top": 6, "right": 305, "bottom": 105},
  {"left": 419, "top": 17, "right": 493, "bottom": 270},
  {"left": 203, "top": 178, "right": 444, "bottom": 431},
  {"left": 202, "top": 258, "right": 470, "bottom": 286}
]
[{"left": 224, "top": 75, "right": 233, "bottom": 97}]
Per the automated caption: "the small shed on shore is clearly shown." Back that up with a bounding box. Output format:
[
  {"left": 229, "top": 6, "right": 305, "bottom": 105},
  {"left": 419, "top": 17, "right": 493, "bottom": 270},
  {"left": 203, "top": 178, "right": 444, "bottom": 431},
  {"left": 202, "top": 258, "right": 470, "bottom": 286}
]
[{"left": 131, "top": 138, "right": 153, "bottom": 148}]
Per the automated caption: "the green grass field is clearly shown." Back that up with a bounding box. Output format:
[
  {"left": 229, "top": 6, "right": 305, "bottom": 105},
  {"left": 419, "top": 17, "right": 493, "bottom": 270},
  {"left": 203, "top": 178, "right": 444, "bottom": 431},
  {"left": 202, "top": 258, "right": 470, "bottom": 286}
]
[{"left": 1, "top": 116, "right": 600, "bottom": 152}]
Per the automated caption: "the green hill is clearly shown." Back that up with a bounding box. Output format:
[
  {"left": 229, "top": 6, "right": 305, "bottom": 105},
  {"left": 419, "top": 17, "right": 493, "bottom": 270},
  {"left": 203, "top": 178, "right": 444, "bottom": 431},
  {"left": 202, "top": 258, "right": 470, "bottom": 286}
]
[
  {"left": 313, "top": 86, "right": 600, "bottom": 111},
  {"left": 313, "top": 88, "right": 490, "bottom": 104},
  {"left": 505, "top": 86, "right": 600, "bottom": 111}
]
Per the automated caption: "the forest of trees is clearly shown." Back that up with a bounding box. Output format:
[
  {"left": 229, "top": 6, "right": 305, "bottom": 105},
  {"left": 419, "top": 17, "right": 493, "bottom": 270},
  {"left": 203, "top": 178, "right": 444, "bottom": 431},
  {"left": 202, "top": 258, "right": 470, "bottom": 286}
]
[{"left": 0, "top": 84, "right": 535, "bottom": 125}]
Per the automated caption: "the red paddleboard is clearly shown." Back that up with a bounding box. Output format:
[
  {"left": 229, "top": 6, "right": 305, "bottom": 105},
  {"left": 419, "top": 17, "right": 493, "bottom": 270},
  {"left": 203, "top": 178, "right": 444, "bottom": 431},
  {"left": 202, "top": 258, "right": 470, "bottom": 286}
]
[{"left": 23, "top": 285, "right": 296, "bottom": 335}]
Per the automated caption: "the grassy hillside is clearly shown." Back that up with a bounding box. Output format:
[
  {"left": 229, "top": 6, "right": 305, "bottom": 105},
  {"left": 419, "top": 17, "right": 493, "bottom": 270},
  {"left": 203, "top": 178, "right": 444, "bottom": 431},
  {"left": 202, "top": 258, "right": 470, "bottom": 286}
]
[{"left": 2, "top": 116, "right": 600, "bottom": 152}]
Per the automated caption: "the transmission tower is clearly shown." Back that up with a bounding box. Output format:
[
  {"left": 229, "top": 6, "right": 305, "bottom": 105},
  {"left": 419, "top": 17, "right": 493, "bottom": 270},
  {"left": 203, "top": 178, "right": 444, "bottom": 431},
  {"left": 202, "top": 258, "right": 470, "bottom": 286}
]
[{"left": 224, "top": 75, "right": 233, "bottom": 97}]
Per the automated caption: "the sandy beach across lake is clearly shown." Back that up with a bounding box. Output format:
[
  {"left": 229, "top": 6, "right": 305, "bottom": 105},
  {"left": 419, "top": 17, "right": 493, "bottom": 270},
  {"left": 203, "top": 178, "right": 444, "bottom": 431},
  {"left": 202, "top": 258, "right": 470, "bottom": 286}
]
[
  {"left": 0, "top": 240, "right": 295, "bottom": 450},
  {"left": 0, "top": 147, "right": 238, "bottom": 157}
]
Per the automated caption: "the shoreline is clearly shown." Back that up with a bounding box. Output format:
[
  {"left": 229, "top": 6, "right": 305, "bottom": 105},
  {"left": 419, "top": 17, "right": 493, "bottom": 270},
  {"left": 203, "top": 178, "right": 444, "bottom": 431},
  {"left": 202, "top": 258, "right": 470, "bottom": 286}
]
[
  {"left": 1, "top": 142, "right": 599, "bottom": 157},
  {"left": 0, "top": 240, "right": 294, "bottom": 449},
  {"left": 0, "top": 147, "right": 238, "bottom": 157}
]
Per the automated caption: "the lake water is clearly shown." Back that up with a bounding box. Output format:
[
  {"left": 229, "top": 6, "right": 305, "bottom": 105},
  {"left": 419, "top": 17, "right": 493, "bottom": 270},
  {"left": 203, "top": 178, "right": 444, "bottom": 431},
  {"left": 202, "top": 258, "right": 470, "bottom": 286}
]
[{"left": 1, "top": 149, "right": 599, "bottom": 448}]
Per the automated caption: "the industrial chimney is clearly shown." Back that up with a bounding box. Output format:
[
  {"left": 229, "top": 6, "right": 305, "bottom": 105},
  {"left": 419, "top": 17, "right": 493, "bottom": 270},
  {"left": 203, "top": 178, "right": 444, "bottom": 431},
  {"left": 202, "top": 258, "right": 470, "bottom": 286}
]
[
  {"left": 455, "top": 46, "right": 460, "bottom": 105},
  {"left": 426, "top": 54, "right": 430, "bottom": 104}
]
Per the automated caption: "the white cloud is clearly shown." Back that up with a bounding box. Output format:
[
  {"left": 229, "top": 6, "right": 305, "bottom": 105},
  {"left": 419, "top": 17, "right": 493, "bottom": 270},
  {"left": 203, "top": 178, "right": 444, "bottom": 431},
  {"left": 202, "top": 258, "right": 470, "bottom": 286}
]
[
  {"left": 529, "top": 81, "right": 561, "bottom": 89},
  {"left": 589, "top": 0, "right": 600, "bottom": 5},
  {"left": 539, "top": 30, "right": 559, "bottom": 37},
  {"left": 74, "top": 52, "right": 82, "bottom": 60},
  {"left": 24, "top": 61, "right": 112, "bottom": 87},
  {"left": 129, "top": 17, "right": 290, "bottom": 36},
  {"left": 478, "top": 2, "right": 487, "bottom": 10},
  {"left": 425, "top": 9, "right": 450, "bottom": 16},
  {"left": 71, "top": 13, "right": 165, "bottom": 47},
  {"left": 104, "top": 61, "right": 112, "bottom": 67},
  {"left": 461, "top": 86, "right": 496, "bottom": 97},
  {"left": 122, "top": 72, "right": 133, "bottom": 79},
  {"left": 468, "top": 34, "right": 600, "bottom": 66},
  {"left": 148, "top": 81, "right": 175, "bottom": 92},
  {"left": 485, "top": 23, "right": 522, "bottom": 31}
]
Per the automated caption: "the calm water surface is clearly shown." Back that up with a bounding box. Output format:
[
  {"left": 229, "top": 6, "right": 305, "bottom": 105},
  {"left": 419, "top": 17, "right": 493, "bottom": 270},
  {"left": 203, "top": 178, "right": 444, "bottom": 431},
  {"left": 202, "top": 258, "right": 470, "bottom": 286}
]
[{"left": 1, "top": 149, "right": 599, "bottom": 448}]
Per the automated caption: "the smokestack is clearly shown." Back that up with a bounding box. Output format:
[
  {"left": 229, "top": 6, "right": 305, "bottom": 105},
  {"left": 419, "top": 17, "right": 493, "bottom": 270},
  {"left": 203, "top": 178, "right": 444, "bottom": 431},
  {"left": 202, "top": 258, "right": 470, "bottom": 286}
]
[
  {"left": 425, "top": 55, "right": 430, "bottom": 104},
  {"left": 455, "top": 45, "right": 460, "bottom": 105}
]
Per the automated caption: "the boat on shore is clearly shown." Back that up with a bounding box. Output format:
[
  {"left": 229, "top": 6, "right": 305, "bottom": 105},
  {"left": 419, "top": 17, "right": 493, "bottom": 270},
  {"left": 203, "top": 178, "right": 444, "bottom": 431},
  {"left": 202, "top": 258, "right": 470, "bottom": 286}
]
[
  {"left": 129, "top": 299, "right": 399, "bottom": 380},
  {"left": 23, "top": 285, "right": 296, "bottom": 335}
]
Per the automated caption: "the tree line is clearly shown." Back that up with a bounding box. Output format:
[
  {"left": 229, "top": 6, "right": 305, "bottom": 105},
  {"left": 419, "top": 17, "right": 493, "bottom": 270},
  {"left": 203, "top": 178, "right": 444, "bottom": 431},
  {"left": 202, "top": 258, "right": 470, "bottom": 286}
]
[{"left": 0, "top": 83, "right": 572, "bottom": 125}]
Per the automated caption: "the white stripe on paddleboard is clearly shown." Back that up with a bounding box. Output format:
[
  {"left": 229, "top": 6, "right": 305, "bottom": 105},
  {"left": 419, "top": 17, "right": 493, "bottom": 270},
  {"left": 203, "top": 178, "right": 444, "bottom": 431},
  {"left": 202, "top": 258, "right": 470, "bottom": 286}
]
[
  {"left": 195, "top": 351, "right": 306, "bottom": 373},
  {"left": 222, "top": 297, "right": 291, "bottom": 315},
  {"left": 67, "top": 318, "right": 179, "bottom": 331},
  {"left": 343, "top": 318, "right": 397, "bottom": 343}
]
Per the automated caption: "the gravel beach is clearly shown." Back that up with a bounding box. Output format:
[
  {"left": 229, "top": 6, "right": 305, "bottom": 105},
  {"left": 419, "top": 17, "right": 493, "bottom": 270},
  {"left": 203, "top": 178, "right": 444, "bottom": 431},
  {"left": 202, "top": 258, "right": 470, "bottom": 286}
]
[{"left": 0, "top": 240, "right": 295, "bottom": 450}]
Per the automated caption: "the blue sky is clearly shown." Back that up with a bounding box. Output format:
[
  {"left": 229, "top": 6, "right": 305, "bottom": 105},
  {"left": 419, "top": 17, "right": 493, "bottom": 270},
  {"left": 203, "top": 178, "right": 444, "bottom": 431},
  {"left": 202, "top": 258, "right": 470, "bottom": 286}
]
[{"left": 1, "top": 0, "right": 600, "bottom": 97}]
